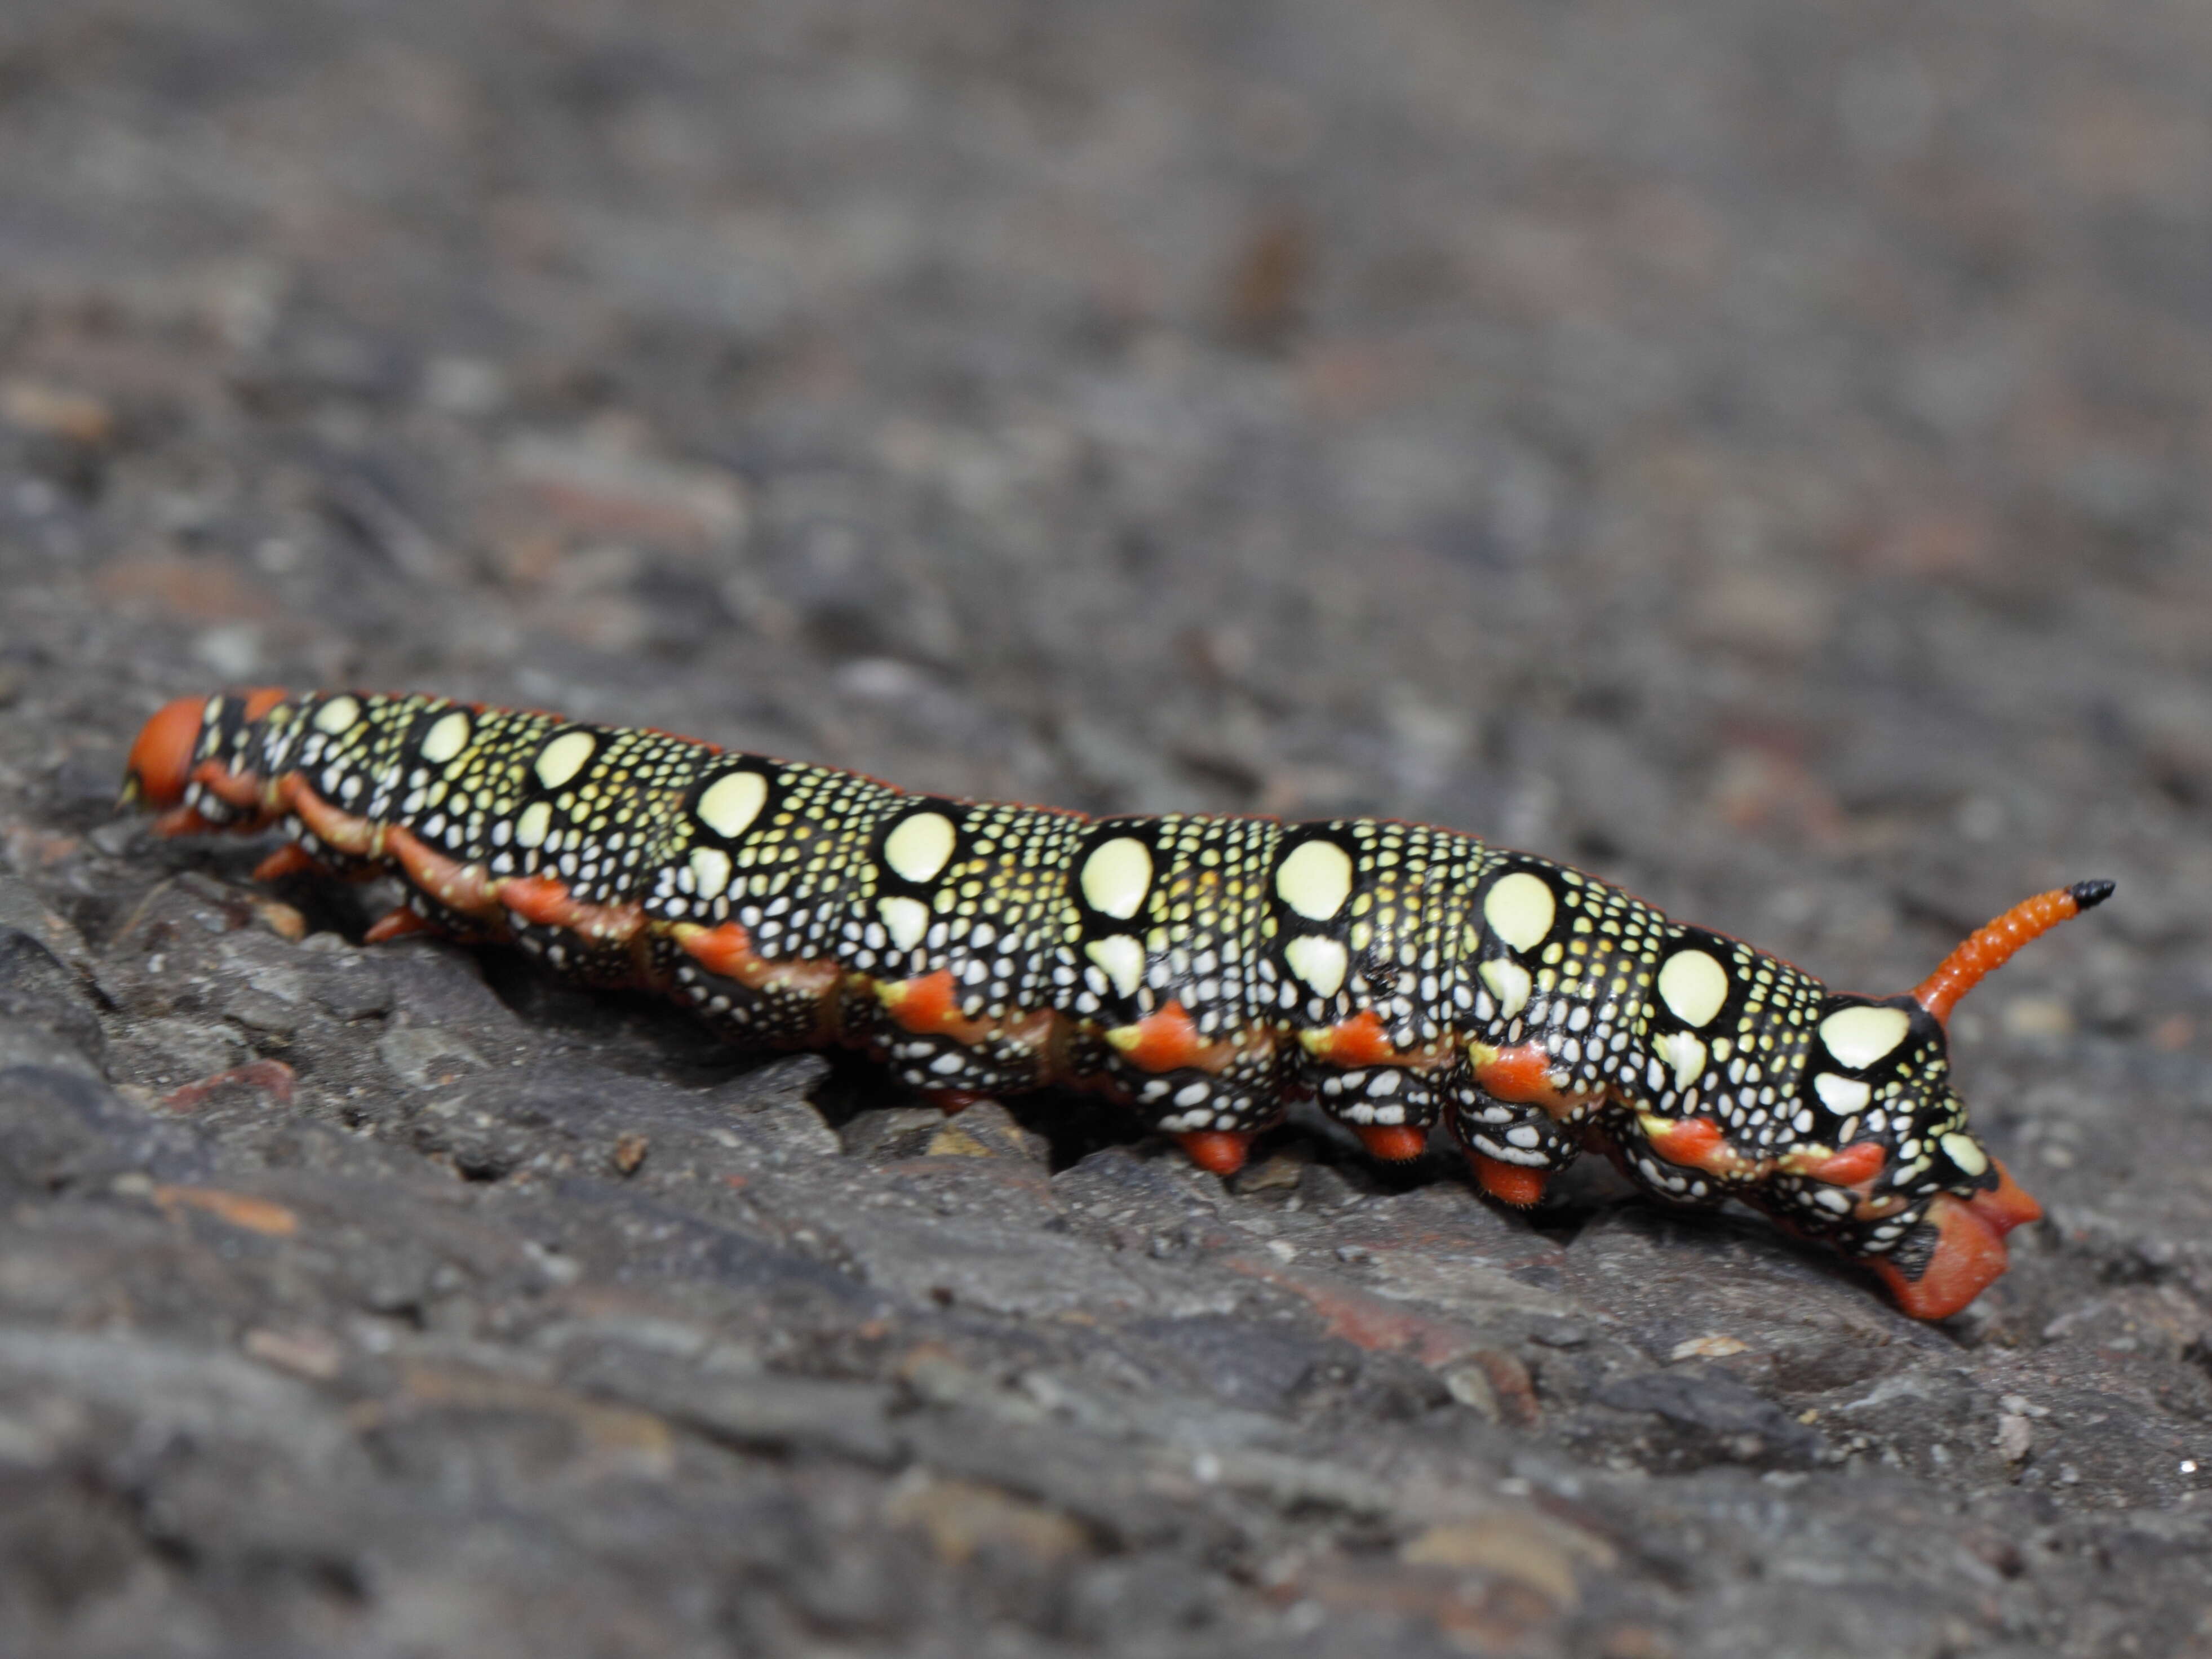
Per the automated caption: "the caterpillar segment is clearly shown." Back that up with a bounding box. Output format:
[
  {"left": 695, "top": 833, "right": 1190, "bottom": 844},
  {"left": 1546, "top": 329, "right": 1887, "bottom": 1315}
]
[{"left": 122, "top": 689, "right": 2113, "bottom": 1320}]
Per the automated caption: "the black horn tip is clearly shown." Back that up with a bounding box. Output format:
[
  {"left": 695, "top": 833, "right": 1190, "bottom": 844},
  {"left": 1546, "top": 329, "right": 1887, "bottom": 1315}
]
[{"left": 2068, "top": 878, "right": 2116, "bottom": 912}]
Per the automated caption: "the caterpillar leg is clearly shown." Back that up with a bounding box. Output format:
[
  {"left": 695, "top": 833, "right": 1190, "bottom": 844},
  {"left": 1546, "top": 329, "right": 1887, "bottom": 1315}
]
[{"left": 1445, "top": 1075, "right": 1580, "bottom": 1207}]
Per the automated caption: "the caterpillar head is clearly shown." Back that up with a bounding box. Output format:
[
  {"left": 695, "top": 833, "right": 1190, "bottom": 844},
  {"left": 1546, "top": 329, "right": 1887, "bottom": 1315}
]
[
  {"left": 122, "top": 687, "right": 289, "bottom": 810},
  {"left": 1786, "top": 881, "right": 2112, "bottom": 1318}
]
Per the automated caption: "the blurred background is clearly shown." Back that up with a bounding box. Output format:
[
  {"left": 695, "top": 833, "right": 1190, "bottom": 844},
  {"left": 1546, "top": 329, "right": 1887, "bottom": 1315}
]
[{"left": 4, "top": 3, "right": 2212, "bottom": 1653}]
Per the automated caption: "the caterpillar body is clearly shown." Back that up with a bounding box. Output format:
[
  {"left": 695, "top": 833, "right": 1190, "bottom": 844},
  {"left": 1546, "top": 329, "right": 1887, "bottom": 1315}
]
[{"left": 123, "top": 687, "right": 2108, "bottom": 1320}]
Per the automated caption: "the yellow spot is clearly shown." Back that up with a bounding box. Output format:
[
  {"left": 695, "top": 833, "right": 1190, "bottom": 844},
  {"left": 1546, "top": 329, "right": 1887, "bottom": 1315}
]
[
  {"left": 1820, "top": 1004, "right": 1911, "bottom": 1070},
  {"left": 535, "top": 729, "right": 596, "bottom": 789},
  {"left": 515, "top": 801, "right": 552, "bottom": 849},
  {"left": 885, "top": 811, "right": 958, "bottom": 885},
  {"left": 313, "top": 695, "right": 361, "bottom": 734},
  {"left": 1484, "top": 871, "right": 1555, "bottom": 953},
  {"left": 420, "top": 709, "right": 471, "bottom": 764},
  {"left": 1939, "top": 1132, "right": 1989, "bottom": 1177},
  {"left": 1276, "top": 840, "right": 1353, "bottom": 921},
  {"left": 1079, "top": 837, "right": 1152, "bottom": 920},
  {"left": 1657, "top": 948, "right": 1730, "bottom": 1028},
  {"left": 697, "top": 770, "right": 768, "bottom": 839}
]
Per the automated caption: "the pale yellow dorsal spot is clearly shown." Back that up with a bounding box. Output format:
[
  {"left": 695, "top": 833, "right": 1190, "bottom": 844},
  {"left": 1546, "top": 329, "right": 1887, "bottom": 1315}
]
[
  {"left": 689, "top": 846, "right": 732, "bottom": 899},
  {"left": 697, "top": 770, "right": 768, "bottom": 840},
  {"left": 1479, "top": 958, "right": 1533, "bottom": 1022},
  {"left": 1483, "top": 871, "right": 1555, "bottom": 953},
  {"left": 534, "top": 729, "right": 596, "bottom": 790},
  {"left": 1658, "top": 1030, "right": 1707, "bottom": 1090},
  {"left": 420, "top": 709, "right": 471, "bottom": 765},
  {"left": 1080, "top": 836, "right": 1152, "bottom": 920},
  {"left": 1284, "top": 934, "right": 1349, "bottom": 999},
  {"left": 1939, "top": 1131, "right": 1989, "bottom": 1177},
  {"left": 884, "top": 811, "right": 958, "bottom": 885},
  {"left": 1084, "top": 934, "right": 1146, "bottom": 999},
  {"left": 1819, "top": 1004, "right": 1912, "bottom": 1070},
  {"left": 1813, "top": 1072, "right": 1871, "bottom": 1116},
  {"left": 313, "top": 694, "right": 361, "bottom": 734},
  {"left": 1276, "top": 839, "right": 1354, "bottom": 922},
  {"left": 1657, "top": 948, "right": 1730, "bottom": 1028},
  {"left": 515, "top": 800, "right": 552, "bottom": 849},
  {"left": 877, "top": 895, "right": 930, "bottom": 951}
]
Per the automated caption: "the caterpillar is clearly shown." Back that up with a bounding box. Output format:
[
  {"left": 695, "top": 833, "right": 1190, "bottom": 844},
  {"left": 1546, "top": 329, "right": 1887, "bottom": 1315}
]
[{"left": 122, "top": 687, "right": 2109, "bottom": 1320}]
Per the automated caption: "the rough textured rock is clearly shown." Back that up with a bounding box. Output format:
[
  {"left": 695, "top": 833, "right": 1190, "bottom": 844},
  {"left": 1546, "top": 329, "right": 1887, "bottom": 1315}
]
[{"left": 1, "top": 0, "right": 2207, "bottom": 1653}]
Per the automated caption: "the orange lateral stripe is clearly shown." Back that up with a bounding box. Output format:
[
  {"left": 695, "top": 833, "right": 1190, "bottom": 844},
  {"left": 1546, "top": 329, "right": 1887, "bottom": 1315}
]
[
  {"left": 498, "top": 873, "right": 575, "bottom": 928},
  {"left": 675, "top": 920, "right": 763, "bottom": 980},
  {"left": 1788, "top": 1139, "right": 1886, "bottom": 1186},
  {"left": 1304, "top": 1009, "right": 1398, "bottom": 1067},
  {"left": 1473, "top": 1042, "right": 1562, "bottom": 1106},
  {"left": 1469, "top": 1154, "right": 1546, "bottom": 1207},
  {"left": 881, "top": 969, "right": 960, "bottom": 1035},
  {"left": 1110, "top": 1001, "right": 1217, "bottom": 1072},
  {"left": 1644, "top": 1115, "right": 1734, "bottom": 1176},
  {"left": 1174, "top": 1129, "right": 1253, "bottom": 1176},
  {"left": 1355, "top": 1124, "right": 1429, "bottom": 1162}
]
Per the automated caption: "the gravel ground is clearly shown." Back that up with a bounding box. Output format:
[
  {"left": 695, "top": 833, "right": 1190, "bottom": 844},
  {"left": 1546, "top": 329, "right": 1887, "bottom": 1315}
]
[{"left": 3, "top": 1, "right": 2210, "bottom": 1654}]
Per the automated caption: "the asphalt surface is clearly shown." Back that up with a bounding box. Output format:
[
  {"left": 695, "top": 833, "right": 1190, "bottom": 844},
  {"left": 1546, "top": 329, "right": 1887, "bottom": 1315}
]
[{"left": 1, "top": 1, "right": 2209, "bottom": 1654}]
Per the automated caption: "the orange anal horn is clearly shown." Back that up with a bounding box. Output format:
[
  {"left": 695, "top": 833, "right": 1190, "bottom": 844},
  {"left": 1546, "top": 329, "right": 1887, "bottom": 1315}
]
[{"left": 1912, "top": 880, "right": 2114, "bottom": 1023}]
